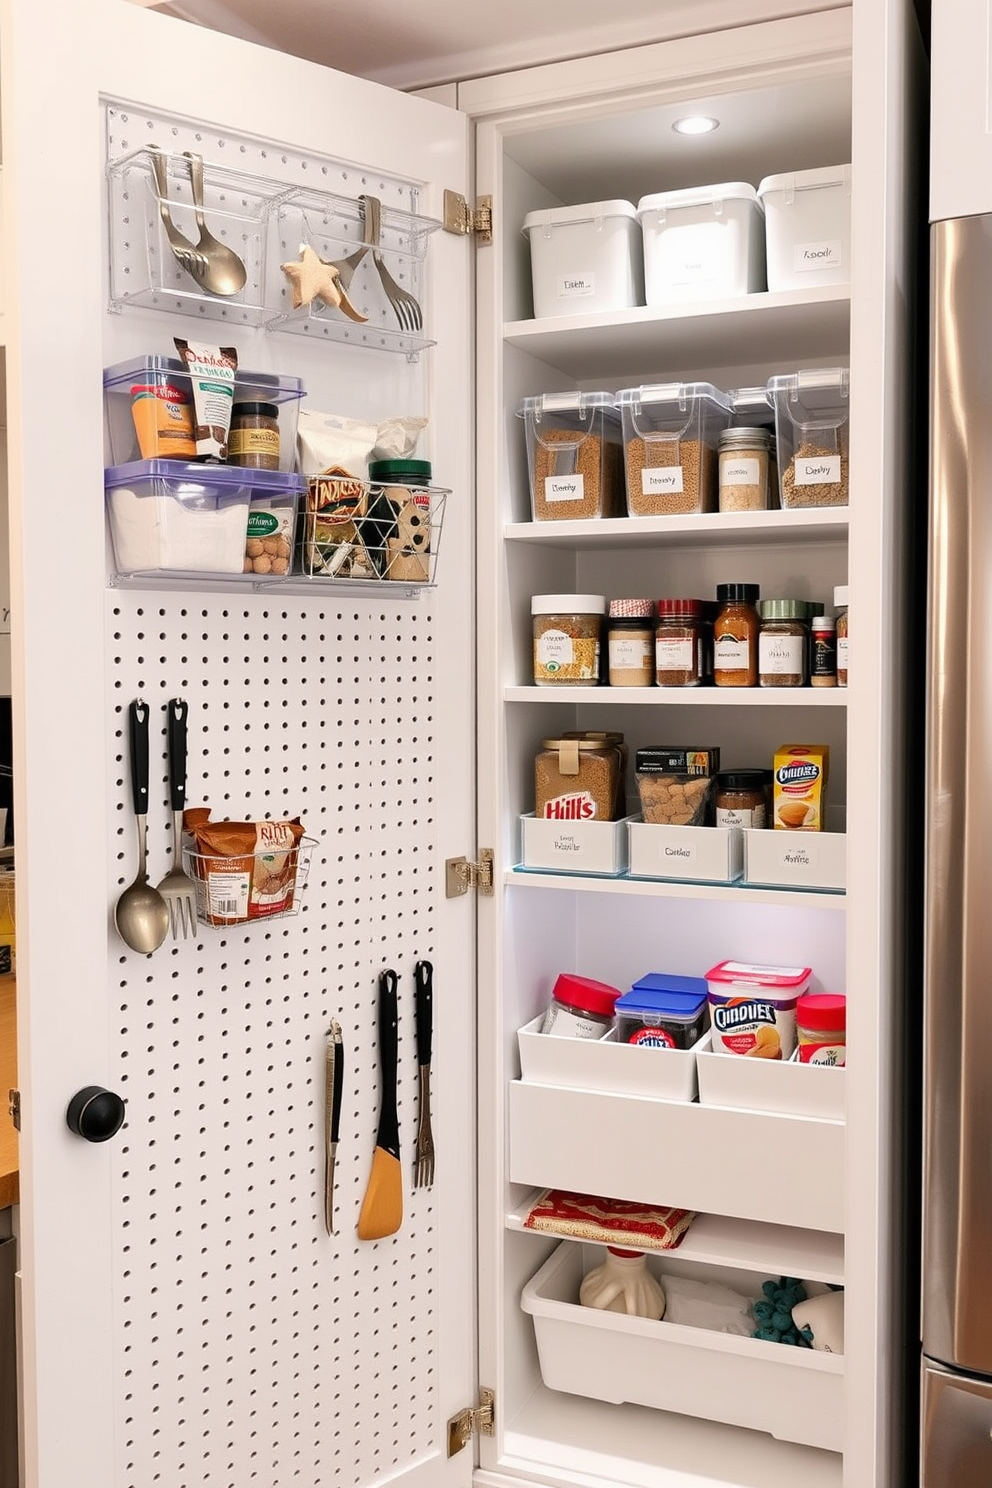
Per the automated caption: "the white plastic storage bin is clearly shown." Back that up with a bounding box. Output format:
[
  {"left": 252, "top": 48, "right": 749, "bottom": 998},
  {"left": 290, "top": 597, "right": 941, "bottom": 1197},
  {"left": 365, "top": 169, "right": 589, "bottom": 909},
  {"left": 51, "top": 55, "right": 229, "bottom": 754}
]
[
  {"left": 517, "top": 392, "right": 624, "bottom": 520},
  {"left": 758, "top": 164, "right": 852, "bottom": 291},
  {"left": 522, "top": 200, "right": 643, "bottom": 319},
  {"left": 516, "top": 1015, "right": 702, "bottom": 1102},
  {"left": 521, "top": 1242, "right": 844, "bottom": 1451},
  {"left": 518, "top": 813, "right": 631, "bottom": 876},
  {"left": 769, "top": 368, "right": 850, "bottom": 509},
  {"left": 743, "top": 827, "right": 846, "bottom": 891},
  {"left": 627, "top": 821, "right": 743, "bottom": 883},
  {"left": 696, "top": 1034, "right": 846, "bottom": 1120},
  {"left": 637, "top": 183, "right": 765, "bottom": 304}
]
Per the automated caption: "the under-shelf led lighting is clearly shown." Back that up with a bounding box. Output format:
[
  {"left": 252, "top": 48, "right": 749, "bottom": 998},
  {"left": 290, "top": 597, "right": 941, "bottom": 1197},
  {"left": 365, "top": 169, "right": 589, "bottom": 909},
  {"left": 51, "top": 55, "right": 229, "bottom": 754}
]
[{"left": 672, "top": 115, "right": 720, "bottom": 136}]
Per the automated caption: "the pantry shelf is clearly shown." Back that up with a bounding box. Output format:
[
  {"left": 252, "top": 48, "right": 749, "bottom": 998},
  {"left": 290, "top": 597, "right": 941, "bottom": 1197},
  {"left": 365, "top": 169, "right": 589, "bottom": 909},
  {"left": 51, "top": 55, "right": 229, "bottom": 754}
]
[
  {"left": 505, "top": 508, "right": 849, "bottom": 550},
  {"left": 503, "top": 284, "right": 851, "bottom": 381},
  {"left": 507, "top": 1193, "right": 844, "bottom": 1284},
  {"left": 505, "top": 869, "right": 845, "bottom": 909},
  {"left": 505, "top": 685, "right": 849, "bottom": 706}
]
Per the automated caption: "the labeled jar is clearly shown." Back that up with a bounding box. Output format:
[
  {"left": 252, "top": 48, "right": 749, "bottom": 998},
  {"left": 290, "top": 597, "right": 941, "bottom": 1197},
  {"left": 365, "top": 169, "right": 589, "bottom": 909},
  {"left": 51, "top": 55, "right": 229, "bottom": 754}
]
[
  {"left": 608, "top": 599, "right": 656, "bottom": 686},
  {"left": 713, "top": 583, "right": 760, "bottom": 686},
  {"left": 834, "top": 585, "right": 849, "bottom": 687},
  {"left": 368, "top": 459, "right": 433, "bottom": 583},
  {"left": 532, "top": 595, "right": 606, "bottom": 685},
  {"left": 715, "top": 770, "right": 772, "bottom": 828},
  {"left": 535, "top": 736, "right": 624, "bottom": 821},
  {"left": 717, "top": 426, "right": 773, "bottom": 512},
  {"left": 541, "top": 972, "right": 621, "bottom": 1039},
  {"left": 796, "top": 992, "right": 846, "bottom": 1066},
  {"left": 229, "top": 401, "right": 281, "bottom": 470},
  {"left": 759, "top": 600, "right": 809, "bottom": 687},
  {"left": 810, "top": 615, "right": 837, "bottom": 687},
  {"left": 655, "top": 599, "right": 705, "bottom": 686}
]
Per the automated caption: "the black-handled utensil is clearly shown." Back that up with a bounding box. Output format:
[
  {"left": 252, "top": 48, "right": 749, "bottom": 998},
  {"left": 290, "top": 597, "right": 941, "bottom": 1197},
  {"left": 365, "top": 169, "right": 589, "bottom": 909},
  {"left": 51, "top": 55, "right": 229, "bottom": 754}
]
[
  {"left": 113, "top": 701, "right": 169, "bottom": 954},
  {"left": 414, "top": 960, "right": 435, "bottom": 1189},
  {"left": 324, "top": 1020, "right": 344, "bottom": 1236},
  {"left": 357, "top": 970, "right": 402, "bottom": 1239},
  {"left": 156, "top": 698, "right": 197, "bottom": 938}
]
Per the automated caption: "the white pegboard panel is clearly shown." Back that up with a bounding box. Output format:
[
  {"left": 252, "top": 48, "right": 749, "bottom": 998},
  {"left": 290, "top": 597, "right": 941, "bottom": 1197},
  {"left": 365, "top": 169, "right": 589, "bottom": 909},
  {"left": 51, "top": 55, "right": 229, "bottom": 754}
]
[{"left": 108, "top": 591, "right": 439, "bottom": 1488}]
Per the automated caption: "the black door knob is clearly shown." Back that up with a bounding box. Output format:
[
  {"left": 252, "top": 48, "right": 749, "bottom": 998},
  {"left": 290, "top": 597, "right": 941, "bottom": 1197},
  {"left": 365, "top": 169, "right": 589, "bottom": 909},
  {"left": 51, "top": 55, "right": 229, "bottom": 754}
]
[{"left": 66, "top": 1087, "right": 126, "bottom": 1142}]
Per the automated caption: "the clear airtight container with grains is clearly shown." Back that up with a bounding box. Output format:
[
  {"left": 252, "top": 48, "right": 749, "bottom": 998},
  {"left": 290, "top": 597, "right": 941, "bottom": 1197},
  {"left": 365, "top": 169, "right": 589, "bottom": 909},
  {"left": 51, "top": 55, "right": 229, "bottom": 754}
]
[
  {"left": 769, "top": 368, "right": 850, "bottom": 508},
  {"left": 616, "top": 383, "right": 732, "bottom": 516},
  {"left": 518, "top": 392, "right": 624, "bottom": 521}
]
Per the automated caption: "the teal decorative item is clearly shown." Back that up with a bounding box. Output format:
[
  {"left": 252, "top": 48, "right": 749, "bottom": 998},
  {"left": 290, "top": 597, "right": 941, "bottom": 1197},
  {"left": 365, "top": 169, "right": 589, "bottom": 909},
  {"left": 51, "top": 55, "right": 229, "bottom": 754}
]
[{"left": 752, "top": 1277, "right": 813, "bottom": 1347}]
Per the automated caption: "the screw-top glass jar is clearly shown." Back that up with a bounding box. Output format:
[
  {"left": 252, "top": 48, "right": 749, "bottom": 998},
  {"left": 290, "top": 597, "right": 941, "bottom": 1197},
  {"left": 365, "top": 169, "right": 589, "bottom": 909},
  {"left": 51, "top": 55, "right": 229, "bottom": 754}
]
[
  {"left": 655, "top": 599, "right": 705, "bottom": 687},
  {"left": 607, "top": 599, "right": 656, "bottom": 686},
  {"left": 758, "top": 599, "right": 809, "bottom": 687},
  {"left": 717, "top": 426, "right": 774, "bottom": 512},
  {"left": 713, "top": 583, "right": 760, "bottom": 687}
]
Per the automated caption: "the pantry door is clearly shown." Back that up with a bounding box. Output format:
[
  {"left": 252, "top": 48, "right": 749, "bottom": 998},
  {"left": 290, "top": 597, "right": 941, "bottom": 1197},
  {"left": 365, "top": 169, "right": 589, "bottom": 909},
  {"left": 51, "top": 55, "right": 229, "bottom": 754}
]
[{"left": 1, "top": 4, "right": 477, "bottom": 1487}]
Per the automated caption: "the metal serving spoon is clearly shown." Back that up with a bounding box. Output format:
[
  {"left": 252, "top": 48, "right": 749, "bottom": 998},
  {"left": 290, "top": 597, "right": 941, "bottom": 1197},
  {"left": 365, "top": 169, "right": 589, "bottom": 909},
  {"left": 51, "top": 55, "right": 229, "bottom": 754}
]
[
  {"left": 182, "top": 151, "right": 247, "bottom": 298},
  {"left": 114, "top": 700, "right": 169, "bottom": 955}
]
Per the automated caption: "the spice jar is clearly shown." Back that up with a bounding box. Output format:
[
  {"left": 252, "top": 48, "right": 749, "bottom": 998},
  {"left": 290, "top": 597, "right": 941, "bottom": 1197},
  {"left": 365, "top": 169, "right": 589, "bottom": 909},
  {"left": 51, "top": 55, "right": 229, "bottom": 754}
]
[
  {"left": 718, "top": 427, "right": 773, "bottom": 512},
  {"left": 541, "top": 972, "right": 621, "bottom": 1038},
  {"left": 713, "top": 583, "right": 760, "bottom": 686},
  {"left": 796, "top": 992, "right": 846, "bottom": 1066},
  {"left": 607, "top": 599, "right": 656, "bottom": 686},
  {"left": 759, "top": 600, "right": 809, "bottom": 687},
  {"left": 229, "top": 401, "right": 281, "bottom": 470},
  {"left": 532, "top": 595, "right": 606, "bottom": 685},
  {"left": 810, "top": 615, "right": 837, "bottom": 687},
  {"left": 655, "top": 599, "right": 705, "bottom": 687},
  {"left": 715, "top": 769, "right": 772, "bottom": 828},
  {"left": 834, "top": 586, "right": 849, "bottom": 687},
  {"left": 535, "top": 736, "right": 624, "bottom": 821}
]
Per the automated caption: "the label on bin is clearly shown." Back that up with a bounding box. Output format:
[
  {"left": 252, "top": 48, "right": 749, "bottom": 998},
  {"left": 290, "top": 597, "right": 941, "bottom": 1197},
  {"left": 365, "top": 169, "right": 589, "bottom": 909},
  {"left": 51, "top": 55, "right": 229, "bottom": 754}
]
[
  {"left": 721, "top": 458, "right": 759, "bottom": 486},
  {"left": 642, "top": 466, "right": 684, "bottom": 495},
  {"left": 794, "top": 239, "right": 843, "bottom": 272},
  {"left": 556, "top": 272, "right": 595, "bottom": 299},
  {"left": 795, "top": 455, "right": 841, "bottom": 486},
  {"left": 544, "top": 474, "right": 585, "bottom": 502}
]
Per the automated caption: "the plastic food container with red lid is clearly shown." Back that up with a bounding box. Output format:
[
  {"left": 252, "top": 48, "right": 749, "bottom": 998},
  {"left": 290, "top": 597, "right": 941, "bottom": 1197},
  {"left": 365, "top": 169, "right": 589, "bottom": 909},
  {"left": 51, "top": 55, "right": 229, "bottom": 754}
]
[
  {"left": 704, "top": 960, "right": 812, "bottom": 1060},
  {"left": 540, "top": 973, "right": 622, "bottom": 1039},
  {"left": 796, "top": 992, "right": 846, "bottom": 1065}
]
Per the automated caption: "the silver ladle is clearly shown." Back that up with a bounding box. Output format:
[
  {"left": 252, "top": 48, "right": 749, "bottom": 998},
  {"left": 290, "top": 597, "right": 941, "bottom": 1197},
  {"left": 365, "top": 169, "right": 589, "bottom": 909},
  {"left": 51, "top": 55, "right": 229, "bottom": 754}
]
[
  {"left": 182, "top": 151, "right": 247, "bottom": 298},
  {"left": 114, "top": 700, "right": 169, "bottom": 955}
]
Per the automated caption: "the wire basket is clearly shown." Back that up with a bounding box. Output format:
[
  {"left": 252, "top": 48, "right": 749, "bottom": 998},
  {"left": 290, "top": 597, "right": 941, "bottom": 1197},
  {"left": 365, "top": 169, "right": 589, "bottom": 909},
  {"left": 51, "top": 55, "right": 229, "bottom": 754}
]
[
  {"left": 298, "top": 476, "right": 448, "bottom": 585},
  {"left": 182, "top": 836, "right": 317, "bottom": 927}
]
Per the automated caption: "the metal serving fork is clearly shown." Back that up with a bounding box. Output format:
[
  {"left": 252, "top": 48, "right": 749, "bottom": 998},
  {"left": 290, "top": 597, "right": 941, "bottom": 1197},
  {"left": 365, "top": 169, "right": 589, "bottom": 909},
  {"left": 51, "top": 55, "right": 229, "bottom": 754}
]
[
  {"left": 155, "top": 698, "right": 198, "bottom": 939},
  {"left": 362, "top": 194, "right": 424, "bottom": 334},
  {"left": 148, "top": 146, "right": 209, "bottom": 286},
  {"left": 413, "top": 960, "right": 435, "bottom": 1189}
]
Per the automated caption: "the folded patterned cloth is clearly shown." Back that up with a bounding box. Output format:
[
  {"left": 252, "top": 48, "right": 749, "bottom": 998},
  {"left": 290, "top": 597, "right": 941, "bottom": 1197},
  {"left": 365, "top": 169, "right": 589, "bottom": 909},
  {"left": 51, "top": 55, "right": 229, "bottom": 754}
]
[{"left": 523, "top": 1189, "right": 696, "bottom": 1250}]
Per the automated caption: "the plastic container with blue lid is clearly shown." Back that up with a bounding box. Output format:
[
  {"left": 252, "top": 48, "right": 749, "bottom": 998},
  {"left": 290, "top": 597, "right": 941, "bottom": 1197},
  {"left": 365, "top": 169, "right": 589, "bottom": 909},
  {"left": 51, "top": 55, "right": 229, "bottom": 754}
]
[{"left": 614, "top": 975, "right": 710, "bottom": 1050}]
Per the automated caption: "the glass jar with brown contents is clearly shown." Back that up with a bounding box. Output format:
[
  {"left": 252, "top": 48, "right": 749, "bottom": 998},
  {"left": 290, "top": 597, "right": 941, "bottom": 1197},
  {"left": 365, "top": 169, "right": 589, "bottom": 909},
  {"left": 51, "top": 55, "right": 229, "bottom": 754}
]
[
  {"left": 713, "top": 583, "right": 760, "bottom": 686},
  {"left": 715, "top": 769, "right": 772, "bottom": 828},
  {"left": 834, "top": 585, "right": 849, "bottom": 686},
  {"left": 535, "top": 737, "right": 624, "bottom": 821},
  {"left": 758, "top": 600, "right": 809, "bottom": 687},
  {"left": 608, "top": 599, "right": 656, "bottom": 686},
  {"left": 531, "top": 595, "right": 606, "bottom": 686},
  {"left": 655, "top": 599, "right": 705, "bottom": 686},
  {"left": 229, "top": 401, "right": 281, "bottom": 470}
]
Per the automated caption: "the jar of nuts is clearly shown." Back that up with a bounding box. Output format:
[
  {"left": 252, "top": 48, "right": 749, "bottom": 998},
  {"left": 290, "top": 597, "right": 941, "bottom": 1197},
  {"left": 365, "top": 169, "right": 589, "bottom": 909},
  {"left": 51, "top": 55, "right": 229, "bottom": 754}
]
[{"left": 243, "top": 483, "right": 299, "bottom": 576}]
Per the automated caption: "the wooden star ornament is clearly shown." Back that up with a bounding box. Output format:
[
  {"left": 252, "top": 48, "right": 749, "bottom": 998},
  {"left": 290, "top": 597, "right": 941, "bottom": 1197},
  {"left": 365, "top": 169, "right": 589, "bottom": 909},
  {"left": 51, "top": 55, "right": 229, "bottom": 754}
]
[{"left": 281, "top": 244, "right": 367, "bottom": 322}]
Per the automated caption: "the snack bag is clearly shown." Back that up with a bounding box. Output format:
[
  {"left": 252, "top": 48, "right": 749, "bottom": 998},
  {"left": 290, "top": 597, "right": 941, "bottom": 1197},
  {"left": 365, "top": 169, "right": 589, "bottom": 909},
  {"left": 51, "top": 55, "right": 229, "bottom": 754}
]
[
  {"left": 635, "top": 747, "right": 719, "bottom": 826},
  {"left": 184, "top": 809, "right": 305, "bottom": 924},
  {"left": 773, "top": 744, "right": 830, "bottom": 830}
]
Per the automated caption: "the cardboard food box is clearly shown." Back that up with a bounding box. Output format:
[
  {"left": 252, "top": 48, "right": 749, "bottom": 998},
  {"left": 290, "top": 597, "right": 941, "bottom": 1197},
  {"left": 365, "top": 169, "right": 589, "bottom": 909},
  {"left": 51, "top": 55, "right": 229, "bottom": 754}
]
[{"left": 773, "top": 744, "right": 830, "bottom": 831}]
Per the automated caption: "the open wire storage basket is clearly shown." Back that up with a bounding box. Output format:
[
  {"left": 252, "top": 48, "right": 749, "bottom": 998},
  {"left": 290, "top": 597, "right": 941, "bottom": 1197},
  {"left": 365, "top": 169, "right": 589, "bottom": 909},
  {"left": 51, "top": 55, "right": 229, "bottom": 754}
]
[
  {"left": 182, "top": 836, "right": 317, "bottom": 927},
  {"left": 297, "top": 476, "right": 449, "bottom": 586}
]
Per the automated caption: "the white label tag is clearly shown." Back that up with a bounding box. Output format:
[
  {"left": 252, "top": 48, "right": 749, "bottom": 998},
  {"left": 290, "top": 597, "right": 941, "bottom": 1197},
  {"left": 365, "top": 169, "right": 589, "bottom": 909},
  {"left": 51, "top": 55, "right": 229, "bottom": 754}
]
[
  {"left": 543, "top": 474, "right": 585, "bottom": 503},
  {"left": 796, "top": 455, "right": 841, "bottom": 485},
  {"left": 721, "top": 457, "right": 760, "bottom": 487},
  {"left": 537, "top": 629, "right": 574, "bottom": 667},
  {"left": 656, "top": 637, "right": 694, "bottom": 671},
  {"left": 557, "top": 272, "right": 595, "bottom": 298},
  {"left": 759, "top": 634, "right": 804, "bottom": 675},
  {"left": 714, "top": 636, "right": 749, "bottom": 670},
  {"left": 642, "top": 466, "right": 684, "bottom": 495},
  {"left": 657, "top": 221, "right": 723, "bottom": 285},
  {"left": 780, "top": 840, "right": 819, "bottom": 872},
  {"left": 717, "top": 804, "right": 766, "bottom": 829},
  {"left": 662, "top": 839, "right": 697, "bottom": 865},
  {"left": 793, "top": 239, "right": 843, "bottom": 272},
  {"left": 610, "top": 637, "right": 652, "bottom": 669}
]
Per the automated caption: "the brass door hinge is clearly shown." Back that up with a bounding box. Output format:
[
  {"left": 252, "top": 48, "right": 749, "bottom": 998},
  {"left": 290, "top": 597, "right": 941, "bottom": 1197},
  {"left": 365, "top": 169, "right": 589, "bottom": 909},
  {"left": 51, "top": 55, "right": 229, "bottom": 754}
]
[
  {"left": 447, "top": 1386, "right": 495, "bottom": 1456},
  {"left": 8, "top": 1088, "right": 19, "bottom": 1131},
  {"left": 445, "top": 849, "right": 494, "bottom": 898},
  {"left": 443, "top": 189, "right": 493, "bottom": 244}
]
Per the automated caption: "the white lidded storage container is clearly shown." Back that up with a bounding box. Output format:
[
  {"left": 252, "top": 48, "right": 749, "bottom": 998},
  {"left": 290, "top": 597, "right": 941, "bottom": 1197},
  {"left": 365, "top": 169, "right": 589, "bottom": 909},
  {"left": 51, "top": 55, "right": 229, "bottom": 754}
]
[
  {"left": 522, "top": 200, "right": 643, "bottom": 319},
  {"left": 757, "top": 164, "right": 852, "bottom": 291},
  {"left": 637, "top": 182, "right": 765, "bottom": 304}
]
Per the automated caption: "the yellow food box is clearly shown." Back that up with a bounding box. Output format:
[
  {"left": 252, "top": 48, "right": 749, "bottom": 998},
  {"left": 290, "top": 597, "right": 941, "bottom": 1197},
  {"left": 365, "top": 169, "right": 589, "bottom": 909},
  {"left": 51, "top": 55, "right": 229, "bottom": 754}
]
[{"left": 773, "top": 744, "right": 830, "bottom": 831}]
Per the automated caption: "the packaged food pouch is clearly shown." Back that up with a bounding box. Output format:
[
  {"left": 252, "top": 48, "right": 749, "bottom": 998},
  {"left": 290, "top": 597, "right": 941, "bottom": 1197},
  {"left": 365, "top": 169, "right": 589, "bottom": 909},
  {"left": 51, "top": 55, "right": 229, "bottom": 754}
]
[
  {"left": 634, "top": 747, "right": 719, "bottom": 826},
  {"left": 297, "top": 411, "right": 378, "bottom": 577},
  {"left": 184, "top": 808, "right": 305, "bottom": 924}
]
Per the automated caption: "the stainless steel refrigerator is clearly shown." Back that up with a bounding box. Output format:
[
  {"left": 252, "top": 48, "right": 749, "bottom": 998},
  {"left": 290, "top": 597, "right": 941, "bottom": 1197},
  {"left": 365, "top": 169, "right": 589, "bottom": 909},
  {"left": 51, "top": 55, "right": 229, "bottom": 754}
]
[{"left": 923, "top": 211, "right": 992, "bottom": 1482}]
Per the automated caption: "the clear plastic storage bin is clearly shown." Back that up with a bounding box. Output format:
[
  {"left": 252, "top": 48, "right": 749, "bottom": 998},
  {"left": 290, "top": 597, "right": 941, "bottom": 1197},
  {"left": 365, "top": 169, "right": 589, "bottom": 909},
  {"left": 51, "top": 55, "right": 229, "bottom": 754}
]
[
  {"left": 637, "top": 183, "right": 766, "bottom": 304},
  {"left": 103, "top": 357, "right": 305, "bottom": 472},
  {"left": 522, "top": 200, "right": 643, "bottom": 319},
  {"left": 518, "top": 392, "right": 624, "bottom": 520},
  {"left": 757, "top": 165, "right": 852, "bottom": 292},
  {"left": 769, "top": 369, "right": 850, "bottom": 509},
  {"left": 616, "top": 383, "right": 732, "bottom": 515}
]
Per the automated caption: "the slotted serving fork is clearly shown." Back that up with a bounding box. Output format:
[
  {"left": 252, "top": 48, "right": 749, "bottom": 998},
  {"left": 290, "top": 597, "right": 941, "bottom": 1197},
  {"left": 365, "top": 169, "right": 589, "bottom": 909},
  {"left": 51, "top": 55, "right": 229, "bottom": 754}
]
[
  {"left": 155, "top": 698, "right": 198, "bottom": 939},
  {"left": 413, "top": 960, "right": 435, "bottom": 1189},
  {"left": 148, "top": 146, "right": 209, "bottom": 286},
  {"left": 362, "top": 194, "right": 424, "bottom": 334}
]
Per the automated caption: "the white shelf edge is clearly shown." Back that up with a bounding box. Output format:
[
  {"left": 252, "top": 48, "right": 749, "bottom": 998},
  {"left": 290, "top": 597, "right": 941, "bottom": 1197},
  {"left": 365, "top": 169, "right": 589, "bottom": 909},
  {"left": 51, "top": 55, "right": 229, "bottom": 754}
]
[
  {"left": 503, "top": 284, "right": 852, "bottom": 341},
  {"left": 507, "top": 1189, "right": 844, "bottom": 1284},
  {"left": 504, "top": 868, "right": 845, "bottom": 909},
  {"left": 505, "top": 685, "right": 849, "bottom": 706},
  {"left": 504, "top": 508, "right": 850, "bottom": 546}
]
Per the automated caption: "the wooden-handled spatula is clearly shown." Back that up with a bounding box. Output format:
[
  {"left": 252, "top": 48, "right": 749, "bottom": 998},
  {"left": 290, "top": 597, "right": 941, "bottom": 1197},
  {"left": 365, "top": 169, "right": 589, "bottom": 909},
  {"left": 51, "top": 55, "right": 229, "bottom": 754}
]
[{"left": 357, "top": 969, "right": 403, "bottom": 1240}]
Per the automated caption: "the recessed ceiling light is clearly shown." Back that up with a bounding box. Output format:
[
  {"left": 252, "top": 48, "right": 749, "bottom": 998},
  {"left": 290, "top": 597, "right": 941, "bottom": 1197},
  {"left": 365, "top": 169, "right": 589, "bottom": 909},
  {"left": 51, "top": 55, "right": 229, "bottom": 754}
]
[{"left": 672, "top": 116, "right": 720, "bottom": 136}]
